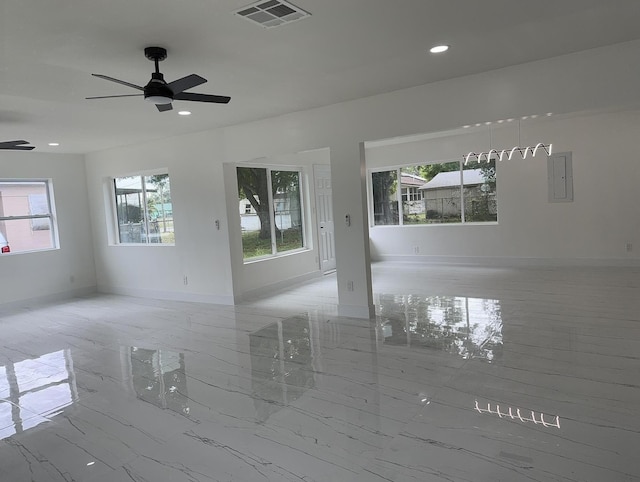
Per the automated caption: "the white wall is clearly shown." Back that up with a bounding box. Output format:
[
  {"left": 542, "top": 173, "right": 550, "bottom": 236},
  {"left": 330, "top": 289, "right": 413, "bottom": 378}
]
[
  {"left": 85, "top": 129, "right": 235, "bottom": 304},
  {"left": 0, "top": 151, "right": 96, "bottom": 305},
  {"left": 83, "top": 39, "right": 640, "bottom": 313},
  {"left": 224, "top": 148, "right": 329, "bottom": 299},
  {"left": 367, "top": 110, "right": 640, "bottom": 265}
]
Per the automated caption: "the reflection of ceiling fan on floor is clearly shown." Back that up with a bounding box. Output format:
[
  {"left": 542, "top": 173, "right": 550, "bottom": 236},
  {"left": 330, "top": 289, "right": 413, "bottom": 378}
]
[
  {"left": 86, "top": 46, "right": 231, "bottom": 112},
  {"left": 0, "top": 140, "right": 35, "bottom": 151}
]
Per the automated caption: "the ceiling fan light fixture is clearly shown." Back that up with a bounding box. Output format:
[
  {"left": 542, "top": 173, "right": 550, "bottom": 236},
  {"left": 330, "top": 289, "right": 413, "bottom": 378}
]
[{"left": 145, "top": 95, "right": 173, "bottom": 105}]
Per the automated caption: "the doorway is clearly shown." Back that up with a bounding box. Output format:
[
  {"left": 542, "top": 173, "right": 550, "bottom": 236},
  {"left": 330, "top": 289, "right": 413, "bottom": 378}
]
[{"left": 313, "top": 164, "right": 336, "bottom": 273}]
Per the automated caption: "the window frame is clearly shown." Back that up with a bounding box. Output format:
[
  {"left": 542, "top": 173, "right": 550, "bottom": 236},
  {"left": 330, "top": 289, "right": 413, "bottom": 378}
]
[
  {"left": 236, "top": 164, "right": 308, "bottom": 263},
  {"left": 109, "top": 169, "right": 174, "bottom": 246},
  {"left": 0, "top": 178, "right": 59, "bottom": 254},
  {"left": 368, "top": 160, "right": 498, "bottom": 227}
]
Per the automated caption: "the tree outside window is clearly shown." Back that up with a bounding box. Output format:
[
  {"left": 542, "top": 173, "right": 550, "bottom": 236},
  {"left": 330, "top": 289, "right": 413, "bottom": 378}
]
[
  {"left": 237, "top": 167, "right": 304, "bottom": 260},
  {"left": 372, "top": 170, "right": 398, "bottom": 226}
]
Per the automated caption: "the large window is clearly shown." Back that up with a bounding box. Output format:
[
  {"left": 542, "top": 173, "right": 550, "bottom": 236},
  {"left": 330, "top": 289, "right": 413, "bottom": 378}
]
[
  {"left": 0, "top": 180, "right": 58, "bottom": 254},
  {"left": 370, "top": 160, "right": 497, "bottom": 226},
  {"left": 113, "top": 173, "right": 174, "bottom": 244},
  {"left": 237, "top": 166, "right": 305, "bottom": 260}
]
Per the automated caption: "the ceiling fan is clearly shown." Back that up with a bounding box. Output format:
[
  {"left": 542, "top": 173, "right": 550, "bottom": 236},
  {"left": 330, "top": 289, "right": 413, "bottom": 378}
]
[
  {"left": 86, "top": 47, "right": 231, "bottom": 112},
  {"left": 0, "top": 140, "right": 35, "bottom": 151}
]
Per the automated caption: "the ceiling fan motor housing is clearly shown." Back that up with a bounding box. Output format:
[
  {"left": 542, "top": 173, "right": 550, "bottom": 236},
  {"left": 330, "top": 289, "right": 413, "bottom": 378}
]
[{"left": 144, "top": 72, "right": 173, "bottom": 104}]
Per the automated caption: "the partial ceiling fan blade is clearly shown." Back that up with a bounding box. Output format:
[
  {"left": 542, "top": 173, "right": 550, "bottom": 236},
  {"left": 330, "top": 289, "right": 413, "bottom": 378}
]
[
  {"left": 91, "top": 74, "right": 144, "bottom": 91},
  {"left": 0, "top": 145, "right": 36, "bottom": 151},
  {"left": 0, "top": 140, "right": 35, "bottom": 150},
  {"left": 86, "top": 94, "right": 144, "bottom": 100},
  {"left": 173, "top": 92, "right": 231, "bottom": 104},
  {"left": 156, "top": 103, "right": 173, "bottom": 112},
  {"left": 167, "top": 74, "right": 207, "bottom": 95}
]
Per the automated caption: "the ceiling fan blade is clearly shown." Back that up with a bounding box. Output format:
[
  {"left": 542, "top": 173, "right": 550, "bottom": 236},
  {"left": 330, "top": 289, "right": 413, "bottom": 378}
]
[
  {"left": 86, "top": 94, "right": 144, "bottom": 100},
  {"left": 0, "top": 145, "right": 35, "bottom": 151},
  {"left": 156, "top": 103, "right": 173, "bottom": 112},
  {"left": 0, "top": 140, "right": 35, "bottom": 150},
  {"left": 167, "top": 74, "right": 207, "bottom": 95},
  {"left": 91, "top": 74, "right": 144, "bottom": 91},
  {"left": 173, "top": 92, "right": 231, "bottom": 104}
]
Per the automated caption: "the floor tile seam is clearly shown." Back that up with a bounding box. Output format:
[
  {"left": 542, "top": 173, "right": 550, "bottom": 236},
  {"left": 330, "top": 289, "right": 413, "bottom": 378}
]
[
  {"left": 69, "top": 399, "right": 203, "bottom": 450},
  {"left": 289, "top": 392, "right": 423, "bottom": 427},
  {"left": 445, "top": 374, "right": 640, "bottom": 405},
  {"left": 460, "top": 362, "right": 640, "bottom": 389},
  {"left": 388, "top": 430, "right": 640, "bottom": 481}
]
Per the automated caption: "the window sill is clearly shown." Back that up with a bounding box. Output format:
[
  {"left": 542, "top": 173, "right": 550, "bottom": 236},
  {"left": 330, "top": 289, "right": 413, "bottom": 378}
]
[
  {"left": 243, "top": 247, "right": 310, "bottom": 265},
  {"left": 372, "top": 221, "right": 499, "bottom": 228},
  {"left": 110, "top": 243, "right": 175, "bottom": 247},
  {"left": 0, "top": 247, "right": 60, "bottom": 256}
]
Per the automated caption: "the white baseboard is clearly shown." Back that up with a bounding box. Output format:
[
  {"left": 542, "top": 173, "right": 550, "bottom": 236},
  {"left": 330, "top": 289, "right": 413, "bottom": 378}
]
[
  {"left": 0, "top": 285, "right": 97, "bottom": 311},
  {"left": 98, "top": 285, "right": 235, "bottom": 305},
  {"left": 238, "top": 270, "right": 323, "bottom": 302},
  {"left": 374, "top": 254, "right": 640, "bottom": 267}
]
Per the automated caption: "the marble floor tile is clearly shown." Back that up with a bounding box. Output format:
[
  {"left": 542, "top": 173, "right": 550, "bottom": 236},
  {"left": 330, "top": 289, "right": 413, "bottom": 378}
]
[{"left": 1, "top": 262, "right": 640, "bottom": 481}]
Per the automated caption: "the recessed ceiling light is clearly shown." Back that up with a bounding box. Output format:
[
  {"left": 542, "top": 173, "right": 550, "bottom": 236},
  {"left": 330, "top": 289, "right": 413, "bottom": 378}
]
[
  {"left": 48, "top": 142, "right": 60, "bottom": 146},
  {"left": 546, "top": 112, "right": 553, "bottom": 116},
  {"left": 178, "top": 111, "right": 191, "bottom": 116},
  {"left": 462, "top": 125, "right": 471, "bottom": 128},
  {"left": 429, "top": 45, "right": 449, "bottom": 54}
]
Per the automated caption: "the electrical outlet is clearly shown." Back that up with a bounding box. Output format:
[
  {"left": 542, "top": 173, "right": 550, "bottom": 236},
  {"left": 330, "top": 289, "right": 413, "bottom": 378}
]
[
  {"left": 347, "top": 281, "right": 354, "bottom": 291},
  {"left": 183, "top": 275, "right": 188, "bottom": 285},
  {"left": 626, "top": 243, "right": 633, "bottom": 252},
  {"left": 413, "top": 246, "right": 420, "bottom": 254}
]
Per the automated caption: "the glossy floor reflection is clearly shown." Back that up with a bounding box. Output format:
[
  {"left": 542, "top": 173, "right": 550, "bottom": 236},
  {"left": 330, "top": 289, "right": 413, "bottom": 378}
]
[{"left": 1, "top": 262, "right": 640, "bottom": 481}]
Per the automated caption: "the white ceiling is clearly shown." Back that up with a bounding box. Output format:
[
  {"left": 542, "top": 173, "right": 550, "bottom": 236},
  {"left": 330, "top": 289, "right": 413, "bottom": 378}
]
[{"left": 2, "top": 0, "right": 640, "bottom": 154}]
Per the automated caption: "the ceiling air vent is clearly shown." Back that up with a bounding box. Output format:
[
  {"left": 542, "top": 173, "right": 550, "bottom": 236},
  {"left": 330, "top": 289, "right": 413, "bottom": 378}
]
[{"left": 235, "top": 0, "right": 310, "bottom": 28}]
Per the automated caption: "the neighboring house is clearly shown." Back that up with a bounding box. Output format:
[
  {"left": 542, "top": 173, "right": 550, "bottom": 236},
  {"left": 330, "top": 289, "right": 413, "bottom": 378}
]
[
  {"left": 0, "top": 182, "right": 52, "bottom": 253},
  {"left": 419, "top": 169, "right": 496, "bottom": 220},
  {"left": 239, "top": 191, "right": 301, "bottom": 232},
  {"left": 239, "top": 198, "right": 257, "bottom": 215},
  {"left": 401, "top": 173, "right": 426, "bottom": 215}
]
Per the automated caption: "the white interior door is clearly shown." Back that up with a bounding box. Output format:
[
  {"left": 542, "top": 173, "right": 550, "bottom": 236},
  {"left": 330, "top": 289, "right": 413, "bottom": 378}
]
[{"left": 313, "top": 164, "right": 336, "bottom": 272}]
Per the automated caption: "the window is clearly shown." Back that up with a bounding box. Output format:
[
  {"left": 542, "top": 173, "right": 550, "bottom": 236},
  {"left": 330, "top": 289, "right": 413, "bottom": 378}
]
[
  {"left": 113, "top": 173, "right": 174, "bottom": 244},
  {"left": 401, "top": 187, "right": 422, "bottom": 202},
  {"left": 370, "top": 160, "right": 497, "bottom": 226},
  {"left": 372, "top": 170, "right": 398, "bottom": 226},
  {"left": 237, "top": 166, "right": 305, "bottom": 260},
  {"left": 0, "top": 180, "right": 58, "bottom": 254}
]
